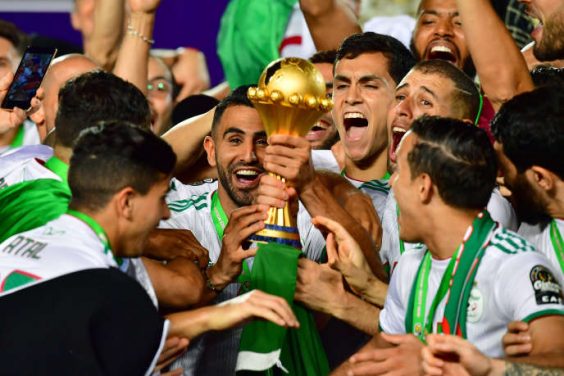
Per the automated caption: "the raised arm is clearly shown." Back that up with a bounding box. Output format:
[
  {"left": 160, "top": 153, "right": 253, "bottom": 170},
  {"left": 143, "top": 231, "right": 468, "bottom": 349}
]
[
  {"left": 113, "top": 0, "right": 161, "bottom": 94},
  {"left": 162, "top": 108, "right": 215, "bottom": 178},
  {"left": 455, "top": 0, "right": 533, "bottom": 111},
  {"left": 81, "top": 0, "right": 125, "bottom": 71},
  {"left": 300, "top": 0, "right": 361, "bottom": 52}
]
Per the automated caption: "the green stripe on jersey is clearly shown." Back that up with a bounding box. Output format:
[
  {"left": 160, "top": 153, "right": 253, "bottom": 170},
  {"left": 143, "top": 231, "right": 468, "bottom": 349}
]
[
  {"left": 168, "top": 194, "right": 208, "bottom": 212},
  {"left": 490, "top": 229, "right": 535, "bottom": 255}
]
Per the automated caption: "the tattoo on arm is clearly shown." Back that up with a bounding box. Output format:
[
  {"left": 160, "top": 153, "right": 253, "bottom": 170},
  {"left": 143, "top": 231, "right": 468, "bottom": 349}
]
[{"left": 505, "top": 362, "right": 564, "bottom": 376}]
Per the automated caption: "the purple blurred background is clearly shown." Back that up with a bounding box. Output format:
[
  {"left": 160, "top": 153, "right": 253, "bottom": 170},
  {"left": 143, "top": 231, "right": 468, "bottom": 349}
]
[{"left": 0, "top": 1, "right": 230, "bottom": 85}]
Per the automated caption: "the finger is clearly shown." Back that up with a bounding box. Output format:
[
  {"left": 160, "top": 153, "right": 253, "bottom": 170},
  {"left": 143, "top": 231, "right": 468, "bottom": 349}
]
[
  {"left": 421, "top": 347, "right": 444, "bottom": 375},
  {"left": 229, "top": 210, "right": 267, "bottom": 234},
  {"left": 160, "top": 368, "right": 184, "bottom": 376},
  {"left": 312, "top": 216, "right": 353, "bottom": 245},
  {"left": 347, "top": 359, "right": 389, "bottom": 375},
  {"left": 380, "top": 332, "right": 411, "bottom": 346},
  {"left": 236, "top": 221, "right": 266, "bottom": 243},
  {"left": 268, "top": 134, "right": 307, "bottom": 148},
  {"left": 250, "top": 291, "right": 299, "bottom": 327},
  {"left": 325, "top": 232, "right": 339, "bottom": 267},
  {"left": 502, "top": 332, "right": 531, "bottom": 347},
  {"left": 505, "top": 343, "right": 533, "bottom": 357},
  {"left": 230, "top": 204, "right": 267, "bottom": 220},
  {"left": 507, "top": 320, "right": 529, "bottom": 333},
  {"left": 349, "top": 348, "right": 391, "bottom": 363}
]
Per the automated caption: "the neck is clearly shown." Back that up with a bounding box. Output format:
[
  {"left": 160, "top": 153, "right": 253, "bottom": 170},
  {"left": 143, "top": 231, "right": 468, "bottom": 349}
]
[
  {"left": 546, "top": 181, "right": 564, "bottom": 220},
  {"left": 344, "top": 150, "right": 388, "bottom": 182},
  {"left": 421, "top": 207, "right": 480, "bottom": 260},
  {"left": 70, "top": 206, "right": 119, "bottom": 255},
  {"left": 53, "top": 145, "right": 72, "bottom": 164},
  {"left": 217, "top": 186, "right": 238, "bottom": 217}
]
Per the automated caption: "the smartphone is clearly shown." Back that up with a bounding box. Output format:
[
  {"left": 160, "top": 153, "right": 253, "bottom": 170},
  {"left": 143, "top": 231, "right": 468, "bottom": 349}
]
[{"left": 1, "top": 46, "right": 57, "bottom": 110}]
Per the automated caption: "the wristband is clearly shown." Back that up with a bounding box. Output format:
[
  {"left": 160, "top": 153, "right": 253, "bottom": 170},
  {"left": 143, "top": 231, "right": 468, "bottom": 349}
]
[
  {"left": 204, "top": 264, "right": 222, "bottom": 293},
  {"left": 127, "top": 22, "right": 155, "bottom": 45}
]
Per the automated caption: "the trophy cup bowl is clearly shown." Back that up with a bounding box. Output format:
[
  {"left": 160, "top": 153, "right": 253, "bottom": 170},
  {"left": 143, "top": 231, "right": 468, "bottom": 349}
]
[{"left": 247, "top": 57, "right": 333, "bottom": 248}]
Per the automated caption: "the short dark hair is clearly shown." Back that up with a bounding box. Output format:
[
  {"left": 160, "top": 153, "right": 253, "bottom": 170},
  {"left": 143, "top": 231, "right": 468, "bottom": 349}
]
[
  {"left": 336, "top": 32, "right": 416, "bottom": 84},
  {"left": 412, "top": 60, "right": 480, "bottom": 121},
  {"left": 0, "top": 20, "right": 28, "bottom": 57},
  {"left": 68, "top": 122, "right": 176, "bottom": 211},
  {"left": 211, "top": 84, "right": 254, "bottom": 138},
  {"left": 408, "top": 116, "right": 497, "bottom": 210},
  {"left": 55, "top": 70, "right": 151, "bottom": 148},
  {"left": 491, "top": 86, "right": 564, "bottom": 179},
  {"left": 530, "top": 65, "right": 564, "bottom": 88},
  {"left": 309, "top": 50, "right": 337, "bottom": 65}
]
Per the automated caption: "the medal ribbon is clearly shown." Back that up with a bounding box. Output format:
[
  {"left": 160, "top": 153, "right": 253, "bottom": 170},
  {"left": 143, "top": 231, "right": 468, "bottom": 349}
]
[
  {"left": 10, "top": 125, "right": 24, "bottom": 148},
  {"left": 405, "top": 211, "right": 497, "bottom": 341},
  {"left": 550, "top": 220, "right": 564, "bottom": 274},
  {"left": 66, "top": 209, "right": 122, "bottom": 266}
]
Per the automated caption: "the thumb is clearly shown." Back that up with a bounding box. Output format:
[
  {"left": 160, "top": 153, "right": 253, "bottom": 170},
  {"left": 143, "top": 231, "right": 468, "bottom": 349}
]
[{"left": 380, "top": 332, "right": 409, "bottom": 345}]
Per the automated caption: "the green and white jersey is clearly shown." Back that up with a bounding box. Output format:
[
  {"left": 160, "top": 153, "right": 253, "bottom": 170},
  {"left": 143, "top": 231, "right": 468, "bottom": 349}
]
[
  {"left": 380, "top": 226, "right": 564, "bottom": 358},
  {"left": 0, "top": 214, "right": 118, "bottom": 295},
  {"left": 0, "top": 145, "right": 56, "bottom": 189},
  {"left": 160, "top": 178, "right": 326, "bottom": 375},
  {"left": 519, "top": 219, "right": 564, "bottom": 277},
  {"left": 381, "top": 189, "right": 518, "bottom": 275},
  {"left": 311, "top": 150, "right": 390, "bottom": 220}
]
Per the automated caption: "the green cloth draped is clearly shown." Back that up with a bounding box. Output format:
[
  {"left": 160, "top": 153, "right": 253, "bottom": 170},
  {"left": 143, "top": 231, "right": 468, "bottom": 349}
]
[
  {"left": 237, "top": 243, "right": 329, "bottom": 375},
  {"left": 217, "top": 0, "right": 297, "bottom": 89},
  {"left": 0, "top": 179, "right": 71, "bottom": 243}
]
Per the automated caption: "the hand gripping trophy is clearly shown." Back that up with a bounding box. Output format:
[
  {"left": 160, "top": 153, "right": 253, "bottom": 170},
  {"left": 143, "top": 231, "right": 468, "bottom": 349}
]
[{"left": 247, "top": 57, "right": 333, "bottom": 248}]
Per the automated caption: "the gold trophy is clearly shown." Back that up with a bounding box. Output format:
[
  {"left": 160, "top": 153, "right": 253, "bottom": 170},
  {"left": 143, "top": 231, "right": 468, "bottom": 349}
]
[{"left": 247, "top": 57, "right": 333, "bottom": 248}]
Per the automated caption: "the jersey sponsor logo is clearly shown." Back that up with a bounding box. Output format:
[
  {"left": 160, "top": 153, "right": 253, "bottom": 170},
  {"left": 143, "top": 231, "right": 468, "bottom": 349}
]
[
  {"left": 530, "top": 265, "right": 563, "bottom": 305},
  {"left": 467, "top": 284, "right": 484, "bottom": 323},
  {"left": 1, "top": 235, "right": 46, "bottom": 259}
]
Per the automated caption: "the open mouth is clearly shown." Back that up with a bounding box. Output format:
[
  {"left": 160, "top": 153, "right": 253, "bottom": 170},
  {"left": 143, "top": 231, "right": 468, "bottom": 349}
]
[
  {"left": 427, "top": 44, "right": 458, "bottom": 64},
  {"left": 390, "top": 127, "right": 407, "bottom": 162},
  {"left": 234, "top": 168, "right": 262, "bottom": 185},
  {"left": 344, "top": 112, "right": 368, "bottom": 141}
]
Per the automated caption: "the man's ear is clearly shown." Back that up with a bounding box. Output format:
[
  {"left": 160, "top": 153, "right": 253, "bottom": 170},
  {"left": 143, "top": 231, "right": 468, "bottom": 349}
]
[
  {"left": 115, "top": 187, "right": 137, "bottom": 221},
  {"left": 528, "top": 166, "right": 556, "bottom": 192},
  {"left": 417, "top": 173, "right": 434, "bottom": 204},
  {"left": 203, "top": 135, "right": 217, "bottom": 168}
]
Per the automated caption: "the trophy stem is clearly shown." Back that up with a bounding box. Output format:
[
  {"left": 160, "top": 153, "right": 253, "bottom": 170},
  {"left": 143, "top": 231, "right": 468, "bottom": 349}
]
[{"left": 250, "top": 173, "right": 301, "bottom": 249}]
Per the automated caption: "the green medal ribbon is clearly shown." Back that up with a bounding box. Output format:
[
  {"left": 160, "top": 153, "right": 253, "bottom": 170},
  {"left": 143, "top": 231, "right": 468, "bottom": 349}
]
[
  {"left": 405, "top": 211, "right": 497, "bottom": 341},
  {"left": 10, "top": 125, "right": 25, "bottom": 148},
  {"left": 66, "top": 209, "right": 122, "bottom": 266},
  {"left": 44, "top": 156, "right": 70, "bottom": 188},
  {"left": 550, "top": 220, "right": 564, "bottom": 274},
  {"left": 396, "top": 204, "right": 406, "bottom": 255}
]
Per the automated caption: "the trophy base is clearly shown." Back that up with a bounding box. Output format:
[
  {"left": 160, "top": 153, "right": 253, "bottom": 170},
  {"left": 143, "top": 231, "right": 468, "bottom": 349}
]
[{"left": 249, "top": 224, "right": 301, "bottom": 249}]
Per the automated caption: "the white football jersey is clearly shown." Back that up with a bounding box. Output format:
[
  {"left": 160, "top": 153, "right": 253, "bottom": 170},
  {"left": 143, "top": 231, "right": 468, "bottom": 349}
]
[
  {"left": 160, "top": 178, "right": 326, "bottom": 375},
  {"left": 380, "top": 226, "right": 564, "bottom": 358},
  {"left": 0, "top": 214, "right": 119, "bottom": 296},
  {"left": 381, "top": 189, "right": 518, "bottom": 275},
  {"left": 519, "top": 219, "right": 564, "bottom": 277},
  {"left": 0, "top": 145, "right": 56, "bottom": 188}
]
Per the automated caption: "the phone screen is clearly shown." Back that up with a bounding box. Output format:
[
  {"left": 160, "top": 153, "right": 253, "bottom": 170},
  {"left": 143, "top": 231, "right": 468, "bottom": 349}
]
[{"left": 1, "top": 47, "right": 57, "bottom": 110}]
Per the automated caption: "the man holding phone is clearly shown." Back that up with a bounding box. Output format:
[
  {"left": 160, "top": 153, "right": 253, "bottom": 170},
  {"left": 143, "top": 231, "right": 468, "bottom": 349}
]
[{"left": 0, "top": 21, "right": 43, "bottom": 154}]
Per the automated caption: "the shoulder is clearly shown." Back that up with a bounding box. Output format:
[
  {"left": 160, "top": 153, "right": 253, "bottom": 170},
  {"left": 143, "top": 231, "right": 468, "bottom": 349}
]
[
  {"left": 488, "top": 226, "right": 537, "bottom": 256},
  {"left": 166, "top": 178, "right": 216, "bottom": 214}
]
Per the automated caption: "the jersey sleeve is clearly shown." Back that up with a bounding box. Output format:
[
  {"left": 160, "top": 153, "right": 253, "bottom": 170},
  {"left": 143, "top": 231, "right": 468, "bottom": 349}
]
[
  {"left": 494, "top": 251, "right": 564, "bottom": 323},
  {"left": 487, "top": 189, "right": 518, "bottom": 232}
]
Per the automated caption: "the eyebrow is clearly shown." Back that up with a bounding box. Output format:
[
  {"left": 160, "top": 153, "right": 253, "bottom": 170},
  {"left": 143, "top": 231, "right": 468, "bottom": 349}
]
[
  {"left": 420, "top": 85, "right": 439, "bottom": 100},
  {"left": 148, "top": 75, "right": 170, "bottom": 82},
  {"left": 222, "top": 127, "right": 267, "bottom": 139},
  {"left": 335, "top": 74, "right": 388, "bottom": 85},
  {"left": 420, "top": 9, "right": 460, "bottom": 17}
]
